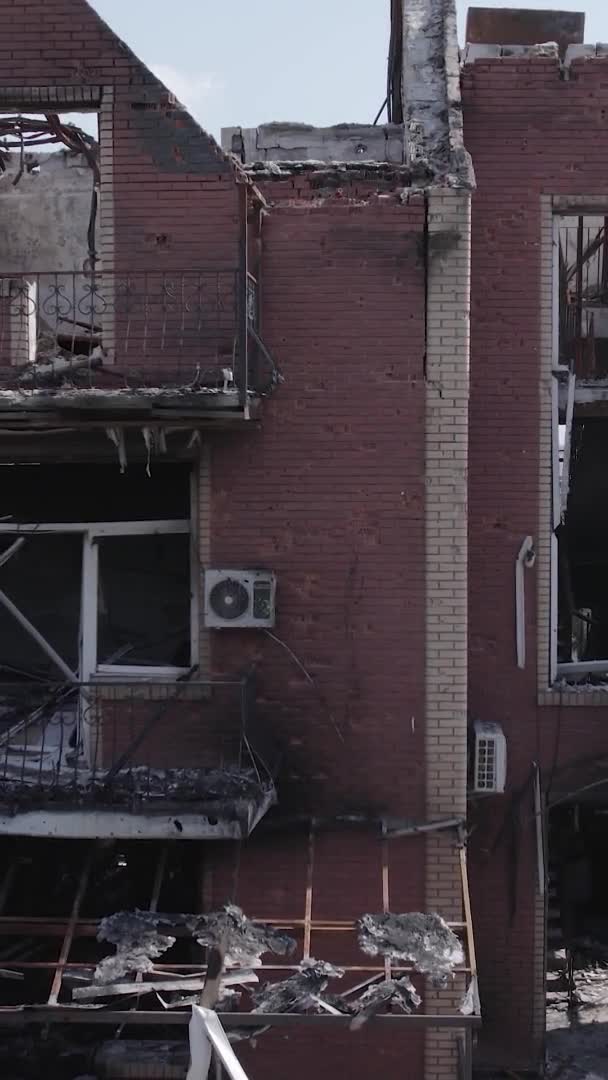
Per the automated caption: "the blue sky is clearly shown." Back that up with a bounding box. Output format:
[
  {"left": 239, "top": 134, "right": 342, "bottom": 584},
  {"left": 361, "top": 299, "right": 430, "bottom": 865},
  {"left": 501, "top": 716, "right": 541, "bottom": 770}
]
[{"left": 89, "top": 0, "right": 607, "bottom": 139}]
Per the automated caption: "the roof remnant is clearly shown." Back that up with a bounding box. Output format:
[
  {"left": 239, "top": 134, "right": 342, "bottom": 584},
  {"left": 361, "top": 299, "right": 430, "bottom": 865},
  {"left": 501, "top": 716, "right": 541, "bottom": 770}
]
[
  {"left": 226, "top": 0, "right": 474, "bottom": 190},
  {"left": 95, "top": 907, "right": 296, "bottom": 986},
  {"left": 465, "top": 7, "right": 585, "bottom": 57},
  {"left": 192, "top": 905, "right": 296, "bottom": 969},
  {"left": 222, "top": 124, "right": 405, "bottom": 167},
  {"left": 357, "top": 912, "right": 465, "bottom": 986},
  {"left": 95, "top": 912, "right": 177, "bottom": 984},
  {"left": 401, "top": 0, "right": 474, "bottom": 189}
]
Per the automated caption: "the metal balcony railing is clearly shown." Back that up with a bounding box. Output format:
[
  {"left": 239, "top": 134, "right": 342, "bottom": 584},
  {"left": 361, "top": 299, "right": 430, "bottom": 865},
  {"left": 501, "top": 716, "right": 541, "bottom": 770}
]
[
  {"left": 0, "top": 675, "right": 277, "bottom": 812},
  {"left": 0, "top": 269, "right": 262, "bottom": 396}
]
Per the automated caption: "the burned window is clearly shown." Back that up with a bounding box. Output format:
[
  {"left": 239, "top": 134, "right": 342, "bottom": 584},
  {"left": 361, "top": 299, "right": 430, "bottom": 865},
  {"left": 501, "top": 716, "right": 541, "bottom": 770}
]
[
  {"left": 560, "top": 216, "right": 608, "bottom": 378},
  {"left": 97, "top": 534, "right": 191, "bottom": 669},
  {"left": 555, "top": 215, "right": 608, "bottom": 682},
  {"left": 0, "top": 463, "right": 195, "bottom": 683}
]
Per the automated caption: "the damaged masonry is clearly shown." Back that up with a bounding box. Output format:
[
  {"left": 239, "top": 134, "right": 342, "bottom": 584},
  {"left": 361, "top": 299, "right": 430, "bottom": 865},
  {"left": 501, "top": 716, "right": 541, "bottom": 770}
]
[
  {"left": 0, "top": 899, "right": 470, "bottom": 1029},
  {"left": 10, "top": 0, "right": 606, "bottom": 1075}
]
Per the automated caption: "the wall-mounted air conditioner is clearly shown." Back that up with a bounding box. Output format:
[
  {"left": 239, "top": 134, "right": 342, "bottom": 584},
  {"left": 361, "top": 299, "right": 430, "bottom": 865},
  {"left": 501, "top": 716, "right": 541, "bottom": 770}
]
[
  {"left": 472, "top": 721, "right": 507, "bottom": 794},
  {"left": 203, "top": 570, "right": 276, "bottom": 629}
]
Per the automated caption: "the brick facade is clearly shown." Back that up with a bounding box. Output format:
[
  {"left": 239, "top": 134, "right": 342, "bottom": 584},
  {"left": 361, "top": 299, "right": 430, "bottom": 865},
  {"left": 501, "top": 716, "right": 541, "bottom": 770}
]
[
  {"left": 463, "top": 54, "right": 608, "bottom": 1070},
  {"left": 0, "top": 5, "right": 484, "bottom": 1079},
  {"left": 210, "top": 190, "right": 428, "bottom": 819}
]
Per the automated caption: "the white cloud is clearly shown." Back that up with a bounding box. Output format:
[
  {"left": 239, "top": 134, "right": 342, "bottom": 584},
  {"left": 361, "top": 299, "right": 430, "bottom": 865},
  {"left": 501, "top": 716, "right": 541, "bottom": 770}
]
[{"left": 150, "top": 64, "right": 223, "bottom": 122}]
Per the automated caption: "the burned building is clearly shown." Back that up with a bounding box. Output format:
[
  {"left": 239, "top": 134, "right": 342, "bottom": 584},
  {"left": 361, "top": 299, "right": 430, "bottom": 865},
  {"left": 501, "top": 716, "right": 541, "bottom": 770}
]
[{"left": 2, "top": 1, "right": 607, "bottom": 1079}]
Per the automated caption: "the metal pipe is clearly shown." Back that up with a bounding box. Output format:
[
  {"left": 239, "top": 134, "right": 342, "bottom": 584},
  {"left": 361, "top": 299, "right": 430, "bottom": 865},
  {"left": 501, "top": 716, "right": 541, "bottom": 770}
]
[
  {"left": 516, "top": 536, "right": 536, "bottom": 669},
  {"left": 386, "top": 816, "right": 464, "bottom": 839}
]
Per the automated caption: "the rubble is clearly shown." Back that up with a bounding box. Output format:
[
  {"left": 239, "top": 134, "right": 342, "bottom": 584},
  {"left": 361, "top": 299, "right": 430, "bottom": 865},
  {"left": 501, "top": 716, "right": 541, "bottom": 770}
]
[
  {"left": 357, "top": 912, "right": 464, "bottom": 985},
  {"left": 349, "top": 977, "right": 422, "bottom": 1029}
]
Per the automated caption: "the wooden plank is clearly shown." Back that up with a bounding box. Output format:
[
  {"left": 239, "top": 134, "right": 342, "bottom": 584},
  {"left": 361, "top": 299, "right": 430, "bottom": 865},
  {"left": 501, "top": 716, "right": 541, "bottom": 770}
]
[
  {"left": 381, "top": 821, "right": 391, "bottom": 981},
  {"left": 47, "top": 848, "right": 95, "bottom": 1005},
  {"left": 459, "top": 844, "right": 477, "bottom": 979},
  {"left": 74, "top": 972, "right": 259, "bottom": 1002},
  {"left": 303, "top": 819, "right": 315, "bottom": 961},
  {"left": 0, "top": 520, "right": 189, "bottom": 535},
  {"left": 133, "top": 844, "right": 169, "bottom": 993}
]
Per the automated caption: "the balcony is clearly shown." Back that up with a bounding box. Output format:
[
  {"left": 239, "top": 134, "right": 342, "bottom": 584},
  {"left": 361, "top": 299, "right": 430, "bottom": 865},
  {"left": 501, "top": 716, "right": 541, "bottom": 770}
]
[
  {"left": 0, "top": 675, "right": 277, "bottom": 840},
  {"left": 0, "top": 269, "right": 273, "bottom": 425}
]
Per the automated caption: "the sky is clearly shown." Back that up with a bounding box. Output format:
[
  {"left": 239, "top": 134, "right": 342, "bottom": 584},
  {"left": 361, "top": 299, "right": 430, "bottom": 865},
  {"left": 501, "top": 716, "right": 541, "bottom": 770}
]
[{"left": 88, "top": 0, "right": 608, "bottom": 140}]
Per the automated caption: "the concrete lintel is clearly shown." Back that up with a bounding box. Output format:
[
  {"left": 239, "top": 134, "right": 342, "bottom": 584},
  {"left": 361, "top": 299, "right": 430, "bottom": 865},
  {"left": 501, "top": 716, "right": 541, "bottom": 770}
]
[
  {"left": 221, "top": 123, "right": 405, "bottom": 165},
  {"left": 462, "top": 40, "right": 560, "bottom": 64},
  {"left": 462, "top": 43, "right": 502, "bottom": 63},
  {"left": 564, "top": 43, "right": 607, "bottom": 65}
]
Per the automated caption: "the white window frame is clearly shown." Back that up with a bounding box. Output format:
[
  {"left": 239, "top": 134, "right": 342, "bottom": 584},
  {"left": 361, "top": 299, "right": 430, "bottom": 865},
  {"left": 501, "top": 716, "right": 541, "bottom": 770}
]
[
  {"left": 551, "top": 211, "right": 608, "bottom": 681},
  {"left": 0, "top": 517, "right": 197, "bottom": 682}
]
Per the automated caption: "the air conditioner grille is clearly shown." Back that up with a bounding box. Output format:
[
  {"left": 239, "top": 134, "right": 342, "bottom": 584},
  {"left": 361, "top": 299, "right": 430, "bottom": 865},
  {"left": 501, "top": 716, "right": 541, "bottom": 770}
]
[
  {"left": 472, "top": 721, "right": 507, "bottom": 794},
  {"left": 209, "top": 578, "right": 249, "bottom": 621},
  {"left": 204, "top": 570, "right": 276, "bottom": 629},
  {"left": 476, "top": 738, "right": 496, "bottom": 790}
]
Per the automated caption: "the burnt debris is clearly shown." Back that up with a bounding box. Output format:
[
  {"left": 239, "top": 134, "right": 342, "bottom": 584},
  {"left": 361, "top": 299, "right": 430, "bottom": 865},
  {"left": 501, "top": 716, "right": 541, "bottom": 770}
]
[
  {"left": 252, "top": 959, "right": 344, "bottom": 1015},
  {"left": 191, "top": 904, "right": 296, "bottom": 968},
  {"left": 357, "top": 912, "right": 464, "bottom": 986},
  {"left": 95, "top": 906, "right": 296, "bottom": 985}
]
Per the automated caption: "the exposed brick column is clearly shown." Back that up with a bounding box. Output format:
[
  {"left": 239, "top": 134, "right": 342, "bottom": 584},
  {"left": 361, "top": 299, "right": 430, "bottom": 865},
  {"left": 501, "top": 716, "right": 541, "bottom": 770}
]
[
  {"left": 98, "top": 85, "right": 116, "bottom": 364},
  {"left": 424, "top": 189, "right": 472, "bottom": 1080},
  {"left": 198, "top": 443, "right": 211, "bottom": 674}
]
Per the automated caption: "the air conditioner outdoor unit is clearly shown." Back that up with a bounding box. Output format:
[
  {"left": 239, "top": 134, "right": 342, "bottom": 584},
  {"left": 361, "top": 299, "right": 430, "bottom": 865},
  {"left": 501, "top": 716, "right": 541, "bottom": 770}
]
[
  {"left": 472, "top": 721, "right": 507, "bottom": 794},
  {"left": 204, "top": 570, "right": 276, "bottom": 629}
]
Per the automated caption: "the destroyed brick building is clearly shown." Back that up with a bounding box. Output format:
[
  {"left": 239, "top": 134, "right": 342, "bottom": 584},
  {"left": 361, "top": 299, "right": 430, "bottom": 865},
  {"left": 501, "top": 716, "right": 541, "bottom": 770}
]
[{"left": 1, "top": 0, "right": 607, "bottom": 1078}]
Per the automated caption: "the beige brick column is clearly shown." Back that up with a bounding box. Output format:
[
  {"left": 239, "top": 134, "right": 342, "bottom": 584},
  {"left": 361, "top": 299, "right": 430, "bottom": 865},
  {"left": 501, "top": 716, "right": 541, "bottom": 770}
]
[
  {"left": 98, "top": 86, "right": 116, "bottom": 364},
  {"left": 198, "top": 442, "right": 211, "bottom": 673},
  {"left": 425, "top": 188, "right": 472, "bottom": 1080}
]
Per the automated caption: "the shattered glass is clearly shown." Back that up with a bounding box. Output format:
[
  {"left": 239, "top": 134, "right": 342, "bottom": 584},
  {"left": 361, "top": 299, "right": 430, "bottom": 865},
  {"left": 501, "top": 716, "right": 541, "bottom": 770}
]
[{"left": 357, "top": 912, "right": 464, "bottom": 986}]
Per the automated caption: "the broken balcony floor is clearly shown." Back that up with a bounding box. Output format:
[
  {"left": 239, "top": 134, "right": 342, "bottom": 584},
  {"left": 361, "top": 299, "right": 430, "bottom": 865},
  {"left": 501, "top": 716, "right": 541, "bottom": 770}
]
[
  {"left": 0, "top": 833, "right": 478, "bottom": 1045},
  {"left": 0, "top": 705, "right": 275, "bottom": 840}
]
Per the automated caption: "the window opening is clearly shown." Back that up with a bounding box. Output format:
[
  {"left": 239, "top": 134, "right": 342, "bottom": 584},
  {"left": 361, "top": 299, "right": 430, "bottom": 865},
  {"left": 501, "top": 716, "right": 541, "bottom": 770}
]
[{"left": 553, "top": 215, "right": 608, "bottom": 683}]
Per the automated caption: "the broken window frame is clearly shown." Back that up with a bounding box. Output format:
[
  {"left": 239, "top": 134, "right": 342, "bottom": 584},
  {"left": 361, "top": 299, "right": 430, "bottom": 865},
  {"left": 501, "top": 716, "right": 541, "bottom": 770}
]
[
  {"left": 550, "top": 211, "right": 608, "bottom": 683},
  {"left": 0, "top": 477, "right": 199, "bottom": 682}
]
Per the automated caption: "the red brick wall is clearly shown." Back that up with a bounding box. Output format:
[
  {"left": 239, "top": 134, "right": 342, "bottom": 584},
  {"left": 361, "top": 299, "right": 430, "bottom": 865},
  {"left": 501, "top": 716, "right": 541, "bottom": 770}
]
[
  {"left": 0, "top": 0, "right": 241, "bottom": 381},
  {"left": 0, "top": 0, "right": 238, "bottom": 254},
  {"left": 211, "top": 194, "right": 427, "bottom": 820},
  {"left": 463, "top": 55, "right": 608, "bottom": 1068},
  {"left": 0, "top": 12, "right": 432, "bottom": 1079},
  {"left": 208, "top": 826, "right": 426, "bottom": 1080}
]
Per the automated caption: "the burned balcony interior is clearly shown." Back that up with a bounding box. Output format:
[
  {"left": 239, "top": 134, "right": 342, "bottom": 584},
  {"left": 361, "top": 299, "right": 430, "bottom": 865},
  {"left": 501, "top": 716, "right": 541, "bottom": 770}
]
[
  {"left": 554, "top": 215, "right": 608, "bottom": 683},
  {"left": 0, "top": 110, "right": 274, "bottom": 423},
  {"left": 0, "top": 463, "right": 276, "bottom": 838},
  {"left": 547, "top": 797, "right": 608, "bottom": 1016},
  {"left": 0, "top": 829, "right": 478, "bottom": 1058}
]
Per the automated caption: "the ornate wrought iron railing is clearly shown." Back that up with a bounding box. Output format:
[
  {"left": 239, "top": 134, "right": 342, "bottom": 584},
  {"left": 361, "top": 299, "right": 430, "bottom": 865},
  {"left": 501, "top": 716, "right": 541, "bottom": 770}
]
[
  {"left": 0, "top": 674, "right": 277, "bottom": 811},
  {"left": 0, "top": 269, "right": 262, "bottom": 396}
]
